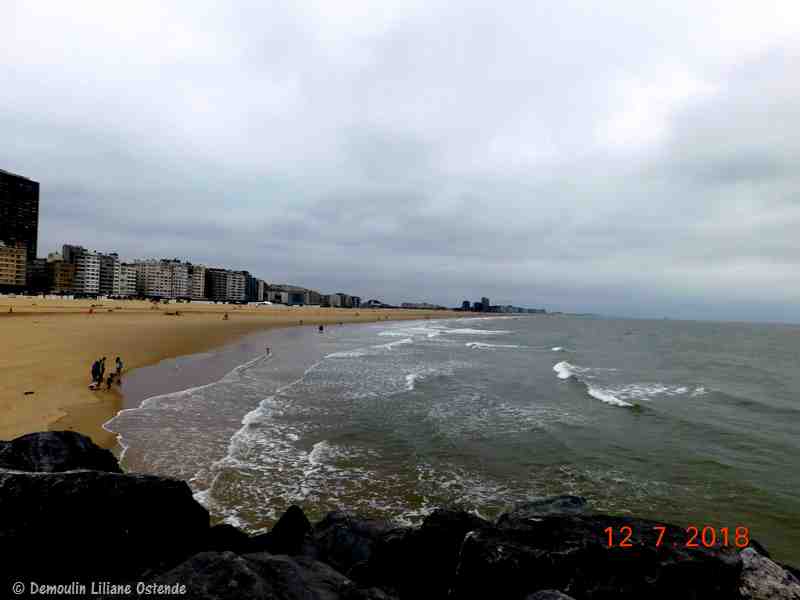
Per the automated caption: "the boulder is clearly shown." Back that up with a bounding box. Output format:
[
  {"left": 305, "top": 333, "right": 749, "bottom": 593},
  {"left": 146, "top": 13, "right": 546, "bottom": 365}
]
[
  {"left": 205, "top": 523, "right": 253, "bottom": 554},
  {"left": 451, "top": 514, "right": 742, "bottom": 600},
  {"left": 0, "top": 468, "right": 209, "bottom": 586},
  {"left": 367, "top": 508, "right": 491, "bottom": 599},
  {"left": 313, "top": 510, "right": 394, "bottom": 576},
  {"left": 248, "top": 505, "right": 314, "bottom": 555},
  {"left": 150, "top": 551, "right": 275, "bottom": 599},
  {"left": 497, "top": 495, "right": 587, "bottom": 525},
  {"left": 153, "top": 550, "right": 396, "bottom": 600},
  {"left": 0, "top": 431, "right": 122, "bottom": 473},
  {"left": 739, "top": 547, "right": 800, "bottom": 600}
]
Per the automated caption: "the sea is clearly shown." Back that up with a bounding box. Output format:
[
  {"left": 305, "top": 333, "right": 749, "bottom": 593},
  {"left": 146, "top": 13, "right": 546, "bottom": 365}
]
[{"left": 104, "top": 315, "right": 800, "bottom": 562}]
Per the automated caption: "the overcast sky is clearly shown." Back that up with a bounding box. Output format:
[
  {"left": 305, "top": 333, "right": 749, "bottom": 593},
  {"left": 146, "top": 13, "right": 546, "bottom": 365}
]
[{"left": 2, "top": 1, "right": 799, "bottom": 320}]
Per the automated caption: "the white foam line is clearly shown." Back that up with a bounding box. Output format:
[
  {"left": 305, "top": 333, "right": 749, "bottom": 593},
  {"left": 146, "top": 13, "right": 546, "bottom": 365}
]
[
  {"left": 587, "top": 386, "right": 634, "bottom": 408},
  {"left": 201, "top": 357, "right": 328, "bottom": 499},
  {"left": 465, "top": 342, "right": 522, "bottom": 349},
  {"left": 102, "top": 351, "right": 274, "bottom": 468}
]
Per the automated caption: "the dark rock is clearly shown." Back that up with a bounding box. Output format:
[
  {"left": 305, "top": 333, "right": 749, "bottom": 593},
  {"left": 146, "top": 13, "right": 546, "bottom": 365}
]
[
  {"left": 313, "top": 510, "right": 394, "bottom": 576},
  {"left": 367, "top": 508, "right": 491, "bottom": 599},
  {"left": 497, "top": 495, "right": 587, "bottom": 525},
  {"left": 451, "top": 515, "right": 742, "bottom": 600},
  {"left": 247, "top": 505, "right": 315, "bottom": 556},
  {"left": 525, "top": 592, "right": 576, "bottom": 600},
  {"left": 150, "top": 551, "right": 272, "bottom": 599},
  {"left": 0, "top": 468, "right": 208, "bottom": 586},
  {"left": 739, "top": 547, "right": 800, "bottom": 599},
  {"left": 0, "top": 431, "right": 122, "bottom": 473},
  {"left": 270, "top": 505, "right": 313, "bottom": 554},
  {"left": 205, "top": 523, "right": 252, "bottom": 553}
]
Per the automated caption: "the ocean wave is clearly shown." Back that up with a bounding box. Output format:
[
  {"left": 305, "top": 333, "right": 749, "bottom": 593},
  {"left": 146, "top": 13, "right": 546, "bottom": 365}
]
[
  {"left": 377, "top": 337, "right": 413, "bottom": 349},
  {"left": 586, "top": 386, "right": 635, "bottom": 408},
  {"left": 465, "top": 342, "right": 522, "bottom": 350},
  {"left": 442, "top": 328, "right": 510, "bottom": 335},
  {"left": 326, "top": 349, "right": 369, "bottom": 358},
  {"left": 553, "top": 361, "right": 636, "bottom": 409},
  {"left": 551, "top": 346, "right": 565, "bottom": 352}
]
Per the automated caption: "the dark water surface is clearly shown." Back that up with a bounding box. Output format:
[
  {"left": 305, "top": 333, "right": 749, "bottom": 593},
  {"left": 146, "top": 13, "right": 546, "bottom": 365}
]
[{"left": 105, "top": 316, "right": 800, "bottom": 562}]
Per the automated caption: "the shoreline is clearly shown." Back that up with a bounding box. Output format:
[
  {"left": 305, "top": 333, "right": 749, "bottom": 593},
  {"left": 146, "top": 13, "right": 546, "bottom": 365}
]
[{"left": 0, "top": 297, "right": 466, "bottom": 448}]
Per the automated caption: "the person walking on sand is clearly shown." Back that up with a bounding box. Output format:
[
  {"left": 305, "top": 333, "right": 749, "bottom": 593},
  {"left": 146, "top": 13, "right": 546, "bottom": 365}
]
[
  {"left": 115, "top": 356, "right": 123, "bottom": 377},
  {"left": 106, "top": 374, "right": 114, "bottom": 391},
  {"left": 99, "top": 357, "right": 106, "bottom": 382}
]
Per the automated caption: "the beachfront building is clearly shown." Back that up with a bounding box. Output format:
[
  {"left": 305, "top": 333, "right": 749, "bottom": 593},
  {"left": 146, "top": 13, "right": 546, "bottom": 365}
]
[
  {"left": 98, "top": 253, "right": 121, "bottom": 296},
  {"left": 133, "top": 259, "right": 190, "bottom": 299},
  {"left": 0, "top": 241, "right": 27, "bottom": 291},
  {"left": 119, "top": 263, "right": 138, "bottom": 297},
  {"left": 187, "top": 264, "right": 206, "bottom": 301},
  {"left": 401, "top": 302, "right": 445, "bottom": 310},
  {"left": 26, "top": 257, "right": 48, "bottom": 292},
  {"left": 244, "top": 271, "right": 266, "bottom": 303},
  {"left": 327, "top": 292, "right": 360, "bottom": 308},
  {"left": 62, "top": 245, "right": 101, "bottom": 296},
  {"left": 0, "top": 168, "right": 39, "bottom": 264},
  {"left": 48, "top": 259, "right": 75, "bottom": 294},
  {"left": 206, "top": 268, "right": 246, "bottom": 303}
]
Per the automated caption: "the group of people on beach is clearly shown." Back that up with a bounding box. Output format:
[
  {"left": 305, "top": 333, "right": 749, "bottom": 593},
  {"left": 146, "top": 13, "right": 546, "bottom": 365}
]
[{"left": 89, "top": 356, "right": 123, "bottom": 391}]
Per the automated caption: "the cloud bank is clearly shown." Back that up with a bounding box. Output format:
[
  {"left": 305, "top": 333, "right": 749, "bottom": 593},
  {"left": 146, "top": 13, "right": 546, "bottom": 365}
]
[{"left": 2, "top": 0, "right": 800, "bottom": 320}]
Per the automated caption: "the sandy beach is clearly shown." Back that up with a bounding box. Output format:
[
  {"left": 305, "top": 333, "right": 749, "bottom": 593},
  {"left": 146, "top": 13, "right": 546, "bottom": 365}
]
[{"left": 0, "top": 297, "right": 464, "bottom": 447}]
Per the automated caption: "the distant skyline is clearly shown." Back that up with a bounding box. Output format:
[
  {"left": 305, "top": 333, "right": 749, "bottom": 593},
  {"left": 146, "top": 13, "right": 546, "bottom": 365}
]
[{"left": 3, "top": 2, "right": 800, "bottom": 321}]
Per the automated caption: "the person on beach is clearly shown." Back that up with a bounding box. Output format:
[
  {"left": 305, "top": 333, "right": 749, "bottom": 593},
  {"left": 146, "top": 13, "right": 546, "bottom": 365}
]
[
  {"left": 266, "top": 346, "right": 271, "bottom": 356},
  {"left": 319, "top": 324, "right": 324, "bottom": 333},
  {"left": 106, "top": 374, "right": 114, "bottom": 391},
  {"left": 91, "top": 360, "right": 100, "bottom": 388},
  {"left": 99, "top": 357, "right": 106, "bottom": 381},
  {"left": 115, "top": 356, "right": 123, "bottom": 377}
]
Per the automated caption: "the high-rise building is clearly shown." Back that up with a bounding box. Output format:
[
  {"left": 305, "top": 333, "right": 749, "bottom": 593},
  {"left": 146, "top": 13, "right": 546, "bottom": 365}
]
[
  {"left": 119, "top": 264, "right": 138, "bottom": 297},
  {"left": 133, "top": 259, "right": 189, "bottom": 299},
  {"left": 74, "top": 252, "right": 101, "bottom": 295},
  {"left": 206, "top": 268, "right": 246, "bottom": 303},
  {"left": 188, "top": 264, "right": 207, "bottom": 300},
  {"left": 0, "top": 168, "right": 39, "bottom": 264},
  {"left": 481, "top": 297, "right": 491, "bottom": 312},
  {"left": 98, "top": 253, "right": 121, "bottom": 296},
  {"left": 0, "top": 242, "right": 26, "bottom": 291},
  {"left": 62, "top": 245, "right": 101, "bottom": 295}
]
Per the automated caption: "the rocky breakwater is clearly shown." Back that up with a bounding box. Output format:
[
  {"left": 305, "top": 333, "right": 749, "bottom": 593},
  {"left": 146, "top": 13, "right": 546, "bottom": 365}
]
[{"left": 1, "top": 431, "right": 798, "bottom": 599}]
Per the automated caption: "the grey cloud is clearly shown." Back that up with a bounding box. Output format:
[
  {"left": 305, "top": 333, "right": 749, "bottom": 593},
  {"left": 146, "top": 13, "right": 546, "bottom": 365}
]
[{"left": 3, "top": 1, "right": 800, "bottom": 321}]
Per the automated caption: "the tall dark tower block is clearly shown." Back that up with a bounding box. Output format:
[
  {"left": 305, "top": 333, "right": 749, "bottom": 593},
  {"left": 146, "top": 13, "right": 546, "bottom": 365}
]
[{"left": 0, "top": 168, "right": 40, "bottom": 263}]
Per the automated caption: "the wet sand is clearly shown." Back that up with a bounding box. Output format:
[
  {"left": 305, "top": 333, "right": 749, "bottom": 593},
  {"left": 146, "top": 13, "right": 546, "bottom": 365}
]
[{"left": 0, "top": 297, "right": 464, "bottom": 447}]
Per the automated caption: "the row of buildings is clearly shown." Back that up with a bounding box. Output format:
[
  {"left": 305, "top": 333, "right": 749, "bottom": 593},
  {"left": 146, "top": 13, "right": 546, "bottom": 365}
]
[
  {"left": 2, "top": 167, "right": 544, "bottom": 312},
  {"left": 460, "top": 297, "right": 545, "bottom": 314},
  {"left": 0, "top": 168, "right": 364, "bottom": 306}
]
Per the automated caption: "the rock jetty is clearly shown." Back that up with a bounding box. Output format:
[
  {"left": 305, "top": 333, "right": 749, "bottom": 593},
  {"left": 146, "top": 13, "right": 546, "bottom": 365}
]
[{"left": 1, "top": 431, "right": 798, "bottom": 599}]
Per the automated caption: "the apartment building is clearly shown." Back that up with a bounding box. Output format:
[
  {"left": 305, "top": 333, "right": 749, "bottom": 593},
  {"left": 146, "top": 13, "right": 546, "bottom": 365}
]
[
  {"left": 119, "top": 263, "right": 138, "bottom": 297},
  {"left": 134, "top": 259, "right": 189, "bottom": 299},
  {"left": 99, "top": 253, "right": 121, "bottom": 296},
  {"left": 206, "top": 268, "right": 246, "bottom": 303},
  {"left": 187, "top": 264, "right": 206, "bottom": 300},
  {"left": 0, "top": 242, "right": 26, "bottom": 291},
  {"left": 62, "top": 245, "right": 101, "bottom": 296},
  {"left": 0, "top": 168, "right": 39, "bottom": 263}
]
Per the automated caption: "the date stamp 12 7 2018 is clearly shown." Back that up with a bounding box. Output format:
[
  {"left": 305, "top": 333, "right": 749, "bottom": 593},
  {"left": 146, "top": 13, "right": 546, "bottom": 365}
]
[{"left": 605, "top": 525, "right": 750, "bottom": 549}]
